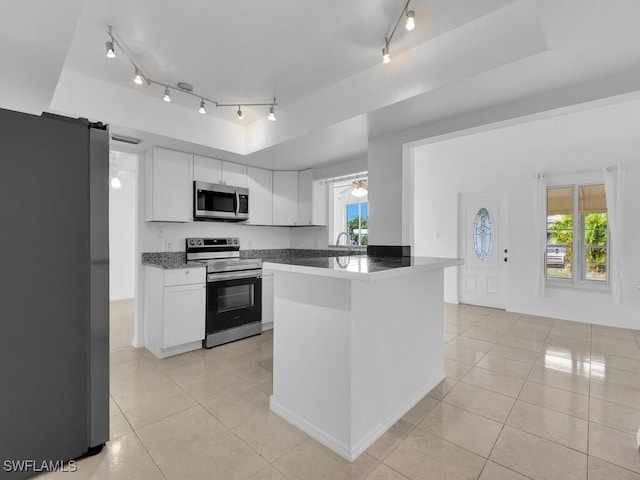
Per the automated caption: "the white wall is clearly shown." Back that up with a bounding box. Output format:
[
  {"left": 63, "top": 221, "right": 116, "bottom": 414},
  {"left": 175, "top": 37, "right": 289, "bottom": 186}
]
[
  {"left": 109, "top": 158, "right": 137, "bottom": 300},
  {"left": 412, "top": 153, "right": 640, "bottom": 330}
]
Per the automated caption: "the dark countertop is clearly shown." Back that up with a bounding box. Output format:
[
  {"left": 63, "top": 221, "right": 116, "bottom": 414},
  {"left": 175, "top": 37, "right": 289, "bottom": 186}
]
[{"left": 141, "top": 248, "right": 366, "bottom": 269}]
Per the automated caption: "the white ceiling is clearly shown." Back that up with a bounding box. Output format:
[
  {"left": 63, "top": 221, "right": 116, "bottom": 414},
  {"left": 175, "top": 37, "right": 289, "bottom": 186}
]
[{"left": 3, "top": 1, "right": 640, "bottom": 170}]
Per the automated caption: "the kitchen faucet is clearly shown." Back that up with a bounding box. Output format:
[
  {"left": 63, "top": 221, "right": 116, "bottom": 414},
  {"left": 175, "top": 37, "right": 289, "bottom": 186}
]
[{"left": 335, "top": 231, "right": 352, "bottom": 256}]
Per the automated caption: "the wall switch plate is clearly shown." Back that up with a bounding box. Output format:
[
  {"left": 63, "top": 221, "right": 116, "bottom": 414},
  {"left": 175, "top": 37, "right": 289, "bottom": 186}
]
[
  {"left": 157, "top": 226, "right": 165, "bottom": 238},
  {"left": 636, "top": 428, "right": 640, "bottom": 450},
  {"left": 166, "top": 240, "right": 173, "bottom": 251}
]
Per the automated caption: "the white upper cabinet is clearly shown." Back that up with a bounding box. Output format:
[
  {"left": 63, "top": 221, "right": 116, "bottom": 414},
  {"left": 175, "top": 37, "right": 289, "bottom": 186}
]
[
  {"left": 194, "top": 155, "right": 247, "bottom": 188},
  {"left": 246, "top": 166, "right": 273, "bottom": 225},
  {"left": 297, "top": 169, "right": 328, "bottom": 226},
  {"left": 145, "top": 147, "right": 193, "bottom": 222},
  {"left": 273, "top": 171, "right": 299, "bottom": 225},
  {"left": 193, "top": 155, "right": 222, "bottom": 184},
  {"left": 221, "top": 161, "right": 247, "bottom": 188}
]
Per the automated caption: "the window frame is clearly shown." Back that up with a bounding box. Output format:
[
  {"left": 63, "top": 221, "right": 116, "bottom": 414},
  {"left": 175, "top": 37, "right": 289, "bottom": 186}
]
[{"left": 545, "top": 181, "right": 610, "bottom": 291}]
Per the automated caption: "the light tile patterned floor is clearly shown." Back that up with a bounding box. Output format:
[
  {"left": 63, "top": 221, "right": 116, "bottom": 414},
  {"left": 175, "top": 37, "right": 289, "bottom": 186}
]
[{"left": 38, "top": 300, "right": 640, "bottom": 480}]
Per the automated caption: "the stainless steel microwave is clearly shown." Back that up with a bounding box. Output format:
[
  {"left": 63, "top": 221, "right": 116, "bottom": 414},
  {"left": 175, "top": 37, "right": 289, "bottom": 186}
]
[{"left": 194, "top": 181, "right": 249, "bottom": 221}]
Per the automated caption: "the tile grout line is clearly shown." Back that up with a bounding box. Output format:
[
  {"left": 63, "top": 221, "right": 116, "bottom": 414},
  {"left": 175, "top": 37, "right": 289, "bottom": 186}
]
[{"left": 481, "top": 316, "right": 552, "bottom": 465}]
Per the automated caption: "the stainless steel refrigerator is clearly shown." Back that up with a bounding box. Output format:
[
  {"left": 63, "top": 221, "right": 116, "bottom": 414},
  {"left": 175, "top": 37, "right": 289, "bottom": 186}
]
[{"left": 0, "top": 108, "right": 109, "bottom": 479}]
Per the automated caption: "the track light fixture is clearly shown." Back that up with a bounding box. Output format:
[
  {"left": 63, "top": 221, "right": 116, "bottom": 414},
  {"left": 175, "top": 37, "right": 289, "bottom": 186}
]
[
  {"left": 134, "top": 67, "right": 144, "bottom": 85},
  {"left": 381, "top": 0, "right": 415, "bottom": 64},
  {"left": 405, "top": 10, "right": 415, "bottom": 31},
  {"left": 103, "top": 25, "right": 278, "bottom": 121},
  {"left": 382, "top": 44, "right": 391, "bottom": 64},
  {"left": 105, "top": 25, "right": 116, "bottom": 58}
]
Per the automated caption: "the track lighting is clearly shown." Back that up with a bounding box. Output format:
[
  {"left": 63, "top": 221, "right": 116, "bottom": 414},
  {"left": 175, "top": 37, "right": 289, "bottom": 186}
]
[
  {"left": 405, "top": 10, "right": 415, "bottom": 31},
  {"left": 134, "top": 67, "right": 143, "bottom": 85},
  {"left": 103, "top": 25, "right": 278, "bottom": 121},
  {"left": 381, "top": 0, "right": 415, "bottom": 65},
  {"left": 382, "top": 45, "right": 391, "bottom": 64},
  {"left": 105, "top": 41, "right": 116, "bottom": 58},
  {"left": 105, "top": 25, "right": 116, "bottom": 58}
]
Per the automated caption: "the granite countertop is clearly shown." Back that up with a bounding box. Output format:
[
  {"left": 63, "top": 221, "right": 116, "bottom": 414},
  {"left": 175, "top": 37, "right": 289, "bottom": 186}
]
[
  {"left": 141, "top": 248, "right": 366, "bottom": 269},
  {"left": 141, "top": 252, "right": 205, "bottom": 269},
  {"left": 263, "top": 255, "right": 464, "bottom": 281}
]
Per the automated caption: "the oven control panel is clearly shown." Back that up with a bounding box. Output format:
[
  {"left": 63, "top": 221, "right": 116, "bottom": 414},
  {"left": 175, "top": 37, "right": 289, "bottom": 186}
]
[{"left": 187, "top": 237, "right": 239, "bottom": 248}]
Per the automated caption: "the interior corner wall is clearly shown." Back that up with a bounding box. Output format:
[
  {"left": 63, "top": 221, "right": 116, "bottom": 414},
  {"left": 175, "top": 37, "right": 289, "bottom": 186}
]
[{"left": 412, "top": 153, "right": 640, "bottom": 330}]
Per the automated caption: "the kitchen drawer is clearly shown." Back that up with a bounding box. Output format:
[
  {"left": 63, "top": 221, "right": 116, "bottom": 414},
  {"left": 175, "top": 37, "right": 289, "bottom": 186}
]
[{"left": 164, "top": 267, "right": 205, "bottom": 286}]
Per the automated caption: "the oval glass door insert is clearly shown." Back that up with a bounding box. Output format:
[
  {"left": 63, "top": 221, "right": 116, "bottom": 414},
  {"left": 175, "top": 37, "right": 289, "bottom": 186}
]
[{"left": 473, "top": 207, "right": 493, "bottom": 261}]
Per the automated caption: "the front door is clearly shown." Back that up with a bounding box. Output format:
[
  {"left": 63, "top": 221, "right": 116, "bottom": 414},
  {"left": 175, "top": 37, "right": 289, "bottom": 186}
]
[{"left": 458, "top": 192, "right": 507, "bottom": 308}]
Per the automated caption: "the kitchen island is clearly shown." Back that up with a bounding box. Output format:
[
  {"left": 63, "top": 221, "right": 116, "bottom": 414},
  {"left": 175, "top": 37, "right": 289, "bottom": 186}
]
[{"left": 263, "top": 255, "right": 463, "bottom": 462}]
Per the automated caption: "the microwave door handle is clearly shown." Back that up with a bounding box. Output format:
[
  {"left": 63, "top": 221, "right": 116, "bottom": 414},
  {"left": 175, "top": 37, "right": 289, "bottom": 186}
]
[{"left": 235, "top": 190, "right": 240, "bottom": 217}]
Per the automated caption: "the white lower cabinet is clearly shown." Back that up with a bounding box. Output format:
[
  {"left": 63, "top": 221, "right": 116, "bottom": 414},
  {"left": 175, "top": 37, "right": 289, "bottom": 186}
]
[
  {"left": 262, "top": 273, "right": 274, "bottom": 329},
  {"left": 144, "top": 266, "right": 206, "bottom": 358},
  {"left": 162, "top": 284, "right": 206, "bottom": 348}
]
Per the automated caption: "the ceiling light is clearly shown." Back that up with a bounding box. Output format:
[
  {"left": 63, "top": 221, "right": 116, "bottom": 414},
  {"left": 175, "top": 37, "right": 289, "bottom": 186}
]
[
  {"left": 352, "top": 186, "right": 368, "bottom": 198},
  {"left": 103, "top": 25, "right": 277, "bottom": 121},
  {"left": 380, "top": 1, "right": 415, "bottom": 64},
  {"left": 105, "top": 41, "right": 116, "bottom": 59},
  {"left": 405, "top": 10, "right": 415, "bottom": 31},
  {"left": 236, "top": 106, "right": 244, "bottom": 119},
  {"left": 134, "top": 67, "right": 143, "bottom": 85},
  {"left": 105, "top": 25, "right": 116, "bottom": 58},
  {"left": 110, "top": 176, "right": 122, "bottom": 189},
  {"left": 382, "top": 45, "right": 391, "bottom": 64}
]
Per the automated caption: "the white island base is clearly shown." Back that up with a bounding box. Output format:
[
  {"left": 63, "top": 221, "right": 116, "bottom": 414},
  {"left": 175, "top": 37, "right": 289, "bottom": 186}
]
[{"left": 267, "top": 259, "right": 456, "bottom": 462}]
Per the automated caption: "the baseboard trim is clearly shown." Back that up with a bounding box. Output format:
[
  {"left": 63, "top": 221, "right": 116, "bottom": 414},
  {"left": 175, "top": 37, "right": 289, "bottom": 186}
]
[
  {"left": 269, "top": 372, "right": 443, "bottom": 462},
  {"left": 270, "top": 397, "right": 354, "bottom": 461}
]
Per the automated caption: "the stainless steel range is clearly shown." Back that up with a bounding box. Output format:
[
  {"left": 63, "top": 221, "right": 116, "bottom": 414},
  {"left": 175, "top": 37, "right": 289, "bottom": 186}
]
[{"left": 186, "top": 238, "right": 262, "bottom": 348}]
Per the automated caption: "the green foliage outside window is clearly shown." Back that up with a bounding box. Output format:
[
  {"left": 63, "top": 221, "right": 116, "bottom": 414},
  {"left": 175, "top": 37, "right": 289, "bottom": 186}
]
[
  {"left": 347, "top": 216, "right": 368, "bottom": 245},
  {"left": 548, "top": 213, "right": 607, "bottom": 274}
]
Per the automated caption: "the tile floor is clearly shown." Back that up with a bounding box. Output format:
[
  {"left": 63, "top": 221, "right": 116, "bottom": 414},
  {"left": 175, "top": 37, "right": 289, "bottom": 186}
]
[{"left": 37, "top": 300, "right": 640, "bottom": 480}]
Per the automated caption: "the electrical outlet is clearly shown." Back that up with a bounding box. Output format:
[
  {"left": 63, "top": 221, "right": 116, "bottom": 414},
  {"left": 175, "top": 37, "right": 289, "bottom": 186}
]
[
  {"left": 166, "top": 240, "right": 173, "bottom": 251},
  {"left": 157, "top": 226, "right": 165, "bottom": 238}
]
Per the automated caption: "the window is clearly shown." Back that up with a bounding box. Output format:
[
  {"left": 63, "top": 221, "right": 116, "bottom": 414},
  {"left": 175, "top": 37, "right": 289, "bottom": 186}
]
[
  {"left": 546, "top": 183, "right": 608, "bottom": 286},
  {"left": 328, "top": 173, "right": 369, "bottom": 247},
  {"left": 346, "top": 202, "right": 368, "bottom": 245},
  {"left": 473, "top": 207, "right": 493, "bottom": 260}
]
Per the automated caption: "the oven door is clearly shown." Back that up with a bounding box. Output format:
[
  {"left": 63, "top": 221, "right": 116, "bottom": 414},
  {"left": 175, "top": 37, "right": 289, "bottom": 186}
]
[{"left": 206, "top": 271, "right": 262, "bottom": 335}]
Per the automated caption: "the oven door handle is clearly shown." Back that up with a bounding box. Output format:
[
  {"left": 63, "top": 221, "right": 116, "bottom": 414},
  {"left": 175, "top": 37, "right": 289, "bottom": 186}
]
[{"left": 208, "top": 271, "right": 262, "bottom": 282}]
